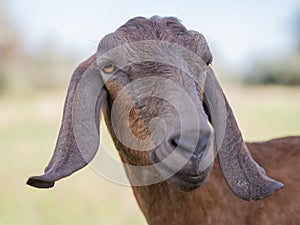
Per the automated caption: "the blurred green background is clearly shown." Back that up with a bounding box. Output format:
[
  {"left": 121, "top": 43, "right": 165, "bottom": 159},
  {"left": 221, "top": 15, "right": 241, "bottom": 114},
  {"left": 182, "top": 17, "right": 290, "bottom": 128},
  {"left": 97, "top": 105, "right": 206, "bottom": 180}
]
[{"left": 0, "top": 1, "right": 299, "bottom": 225}]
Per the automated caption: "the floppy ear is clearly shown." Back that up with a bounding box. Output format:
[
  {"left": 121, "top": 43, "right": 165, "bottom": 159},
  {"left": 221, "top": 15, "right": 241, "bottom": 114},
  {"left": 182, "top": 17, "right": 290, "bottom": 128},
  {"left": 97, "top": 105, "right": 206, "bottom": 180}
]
[
  {"left": 204, "top": 67, "right": 284, "bottom": 200},
  {"left": 26, "top": 54, "right": 107, "bottom": 188}
]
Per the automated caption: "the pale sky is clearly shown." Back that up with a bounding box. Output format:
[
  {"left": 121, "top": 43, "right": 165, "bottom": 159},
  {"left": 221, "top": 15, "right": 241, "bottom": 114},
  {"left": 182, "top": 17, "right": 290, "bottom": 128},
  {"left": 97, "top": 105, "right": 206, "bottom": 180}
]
[{"left": 6, "top": 0, "right": 300, "bottom": 73}]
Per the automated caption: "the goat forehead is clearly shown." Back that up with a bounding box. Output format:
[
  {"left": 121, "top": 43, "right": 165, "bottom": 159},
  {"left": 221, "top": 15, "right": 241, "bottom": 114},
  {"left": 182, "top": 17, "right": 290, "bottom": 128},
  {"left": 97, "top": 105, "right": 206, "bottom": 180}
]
[
  {"left": 125, "top": 61, "right": 187, "bottom": 77},
  {"left": 111, "top": 59, "right": 202, "bottom": 93}
]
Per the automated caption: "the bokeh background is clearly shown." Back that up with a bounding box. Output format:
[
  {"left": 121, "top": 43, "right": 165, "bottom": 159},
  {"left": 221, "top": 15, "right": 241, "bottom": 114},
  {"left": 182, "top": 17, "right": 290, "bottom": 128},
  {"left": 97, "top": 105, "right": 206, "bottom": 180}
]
[{"left": 1, "top": 0, "right": 299, "bottom": 224}]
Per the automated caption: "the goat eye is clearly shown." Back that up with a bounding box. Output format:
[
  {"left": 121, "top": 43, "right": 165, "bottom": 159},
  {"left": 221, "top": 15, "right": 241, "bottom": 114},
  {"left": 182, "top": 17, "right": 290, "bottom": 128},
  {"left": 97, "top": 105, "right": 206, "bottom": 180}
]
[{"left": 102, "top": 63, "right": 115, "bottom": 74}]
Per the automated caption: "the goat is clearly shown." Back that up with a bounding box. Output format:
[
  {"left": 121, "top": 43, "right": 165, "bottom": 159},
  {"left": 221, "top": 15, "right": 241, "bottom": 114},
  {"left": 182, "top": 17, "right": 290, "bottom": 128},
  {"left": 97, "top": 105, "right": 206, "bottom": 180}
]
[{"left": 26, "top": 16, "right": 300, "bottom": 225}]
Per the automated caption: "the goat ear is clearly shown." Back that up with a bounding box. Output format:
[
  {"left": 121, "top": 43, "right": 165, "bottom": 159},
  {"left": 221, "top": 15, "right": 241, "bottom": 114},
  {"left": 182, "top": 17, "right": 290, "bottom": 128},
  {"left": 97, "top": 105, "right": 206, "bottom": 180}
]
[
  {"left": 26, "top": 54, "right": 107, "bottom": 188},
  {"left": 204, "top": 67, "right": 284, "bottom": 200}
]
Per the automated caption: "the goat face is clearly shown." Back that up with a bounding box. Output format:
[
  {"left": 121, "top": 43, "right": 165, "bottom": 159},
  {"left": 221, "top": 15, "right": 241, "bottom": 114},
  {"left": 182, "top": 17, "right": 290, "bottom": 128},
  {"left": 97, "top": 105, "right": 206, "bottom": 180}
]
[
  {"left": 97, "top": 41, "right": 214, "bottom": 191},
  {"left": 27, "top": 16, "right": 283, "bottom": 200}
]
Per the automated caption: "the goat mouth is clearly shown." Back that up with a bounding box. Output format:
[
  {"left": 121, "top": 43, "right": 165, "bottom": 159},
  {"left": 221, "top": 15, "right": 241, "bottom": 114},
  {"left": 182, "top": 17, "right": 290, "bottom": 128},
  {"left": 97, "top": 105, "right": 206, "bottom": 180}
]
[
  {"left": 169, "top": 171, "right": 208, "bottom": 191},
  {"left": 151, "top": 151, "right": 209, "bottom": 191}
]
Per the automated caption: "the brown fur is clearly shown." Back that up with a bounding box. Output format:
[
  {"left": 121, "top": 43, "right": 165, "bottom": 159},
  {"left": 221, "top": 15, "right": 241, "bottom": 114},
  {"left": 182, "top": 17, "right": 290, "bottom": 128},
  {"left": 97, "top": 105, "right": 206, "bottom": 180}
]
[{"left": 125, "top": 137, "right": 300, "bottom": 225}]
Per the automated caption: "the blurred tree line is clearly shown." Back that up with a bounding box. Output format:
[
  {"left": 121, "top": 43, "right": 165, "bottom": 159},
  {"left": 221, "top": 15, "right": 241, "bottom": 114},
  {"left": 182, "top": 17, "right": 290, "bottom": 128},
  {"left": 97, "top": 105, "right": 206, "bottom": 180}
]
[
  {"left": 0, "top": 1, "right": 77, "bottom": 95},
  {"left": 244, "top": 13, "right": 300, "bottom": 86}
]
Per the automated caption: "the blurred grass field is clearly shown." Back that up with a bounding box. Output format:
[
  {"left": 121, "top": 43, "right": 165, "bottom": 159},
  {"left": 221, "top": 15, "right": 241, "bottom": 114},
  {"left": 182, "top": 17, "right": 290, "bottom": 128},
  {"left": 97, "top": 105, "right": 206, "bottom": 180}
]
[{"left": 0, "top": 84, "right": 299, "bottom": 225}]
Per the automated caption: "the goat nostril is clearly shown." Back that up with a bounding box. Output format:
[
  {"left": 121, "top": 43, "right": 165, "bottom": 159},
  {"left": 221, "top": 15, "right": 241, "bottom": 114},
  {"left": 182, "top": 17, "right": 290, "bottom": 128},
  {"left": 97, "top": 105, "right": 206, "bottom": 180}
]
[
  {"left": 167, "top": 132, "right": 211, "bottom": 158},
  {"left": 168, "top": 135, "right": 197, "bottom": 156},
  {"left": 170, "top": 137, "right": 180, "bottom": 148}
]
